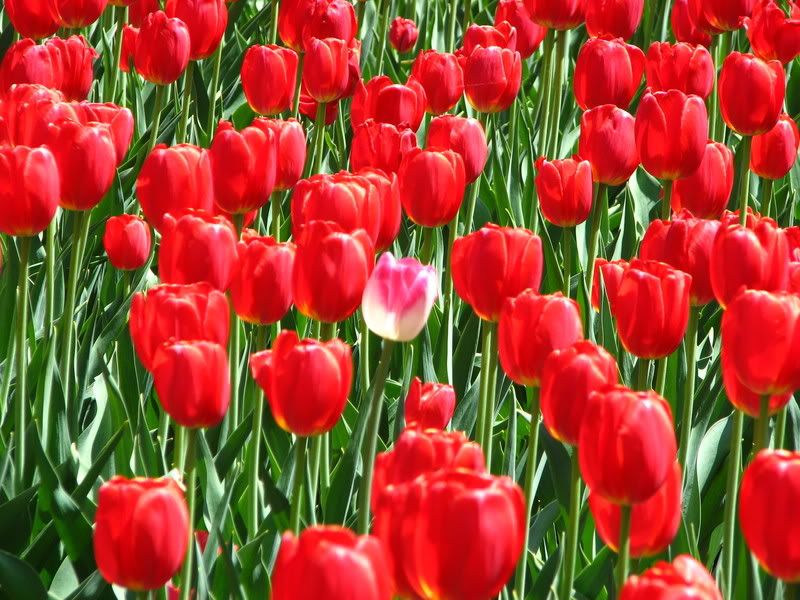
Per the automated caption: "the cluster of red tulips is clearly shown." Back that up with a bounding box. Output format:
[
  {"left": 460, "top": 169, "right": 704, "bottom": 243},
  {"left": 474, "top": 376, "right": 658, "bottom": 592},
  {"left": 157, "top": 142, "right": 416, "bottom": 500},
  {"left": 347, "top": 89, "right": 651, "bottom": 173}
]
[{"left": 2, "top": 0, "right": 800, "bottom": 598}]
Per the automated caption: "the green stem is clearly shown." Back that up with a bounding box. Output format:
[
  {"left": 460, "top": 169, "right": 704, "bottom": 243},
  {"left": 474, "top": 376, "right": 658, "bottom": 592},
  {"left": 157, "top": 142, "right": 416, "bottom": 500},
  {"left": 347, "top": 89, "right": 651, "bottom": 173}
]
[
  {"left": 176, "top": 61, "right": 195, "bottom": 144},
  {"left": 482, "top": 322, "right": 500, "bottom": 468},
  {"left": 737, "top": 136, "right": 753, "bottom": 223},
  {"left": 109, "top": 7, "right": 127, "bottom": 103},
  {"left": 475, "top": 321, "right": 491, "bottom": 451},
  {"left": 14, "top": 236, "right": 31, "bottom": 492},
  {"left": 761, "top": 178, "right": 774, "bottom": 219},
  {"left": 292, "top": 53, "right": 304, "bottom": 117},
  {"left": 44, "top": 221, "right": 56, "bottom": 343},
  {"left": 247, "top": 326, "right": 268, "bottom": 537},
  {"left": 206, "top": 40, "right": 224, "bottom": 135},
  {"left": 661, "top": 179, "right": 673, "bottom": 220},
  {"left": 561, "top": 227, "right": 572, "bottom": 297},
  {"left": 360, "top": 315, "right": 371, "bottom": 399},
  {"left": 356, "top": 339, "right": 396, "bottom": 534},
  {"left": 546, "top": 30, "right": 569, "bottom": 158},
  {"left": 514, "top": 387, "right": 541, "bottom": 597},
  {"left": 678, "top": 307, "right": 699, "bottom": 468},
  {"left": 289, "top": 436, "right": 309, "bottom": 533},
  {"left": 461, "top": 181, "right": 480, "bottom": 236},
  {"left": 270, "top": 0, "right": 280, "bottom": 43},
  {"left": 308, "top": 434, "right": 322, "bottom": 524},
  {"left": 146, "top": 85, "right": 167, "bottom": 154},
  {"left": 710, "top": 32, "right": 731, "bottom": 143},
  {"left": 270, "top": 192, "right": 282, "bottom": 241},
  {"left": 537, "top": 31, "right": 555, "bottom": 152},
  {"left": 446, "top": 0, "right": 459, "bottom": 51},
  {"left": 308, "top": 102, "right": 327, "bottom": 176},
  {"left": 179, "top": 428, "right": 198, "bottom": 600},
  {"left": 319, "top": 321, "right": 337, "bottom": 341},
  {"left": 785, "top": 582, "right": 799, "bottom": 600},
  {"left": 776, "top": 405, "right": 788, "bottom": 449},
  {"left": 655, "top": 355, "right": 668, "bottom": 397},
  {"left": 560, "top": 449, "right": 582, "bottom": 600},
  {"left": 419, "top": 226, "right": 434, "bottom": 265},
  {"left": 636, "top": 358, "right": 650, "bottom": 391},
  {"left": 615, "top": 505, "right": 632, "bottom": 591},
  {"left": 375, "top": 0, "right": 391, "bottom": 77},
  {"left": 585, "top": 183, "right": 607, "bottom": 311},
  {"left": 722, "top": 409, "right": 744, "bottom": 599},
  {"left": 229, "top": 309, "right": 240, "bottom": 427},
  {"left": 752, "top": 395, "right": 771, "bottom": 456},
  {"left": 443, "top": 212, "right": 458, "bottom": 385}
]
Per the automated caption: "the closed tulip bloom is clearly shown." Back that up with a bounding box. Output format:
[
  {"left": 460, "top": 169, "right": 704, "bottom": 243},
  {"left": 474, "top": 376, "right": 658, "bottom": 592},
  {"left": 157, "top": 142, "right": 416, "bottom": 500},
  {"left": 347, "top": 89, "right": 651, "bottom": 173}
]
[
  {"left": 129, "top": 282, "right": 229, "bottom": 371},
  {"left": 241, "top": 45, "right": 298, "bottom": 115},
  {"left": 389, "top": 17, "right": 419, "bottom": 53},
  {"left": 751, "top": 113, "right": 800, "bottom": 180},
  {"left": 302, "top": 37, "right": 350, "bottom": 103},
  {"left": 740, "top": 450, "right": 800, "bottom": 582},
  {"left": 621, "top": 555, "right": 722, "bottom": 600},
  {"left": 579, "top": 386, "right": 677, "bottom": 504},
  {"left": 645, "top": 42, "right": 714, "bottom": 99},
  {"left": 358, "top": 168, "right": 401, "bottom": 251},
  {"left": 404, "top": 377, "right": 457, "bottom": 429},
  {"left": 272, "top": 527, "right": 392, "bottom": 600},
  {"left": 410, "top": 50, "right": 464, "bottom": 114},
  {"left": 277, "top": 0, "right": 316, "bottom": 51},
  {"left": 159, "top": 211, "right": 238, "bottom": 290},
  {"left": 462, "top": 22, "right": 518, "bottom": 55},
  {"left": 0, "top": 146, "right": 60, "bottom": 237},
  {"left": 463, "top": 47, "right": 522, "bottom": 113},
  {"left": 134, "top": 11, "right": 190, "bottom": 85},
  {"left": 302, "top": 0, "right": 358, "bottom": 44},
  {"left": 535, "top": 156, "right": 594, "bottom": 226},
  {"left": 671, "top": 0, "right": 712, "bottom": 46},
  {"left": 362, "top": 252, "right": 439, "bottom": 342},
  {"left": 744, "top": 1, "right": 800, "bottom": 64},
  {"left": 251, "top": 118, "right": 306, "bottom": 191},
  {"left": 136, "top": 144, "right": 214, "bottom": 232},
  {"left": 350, "top": 120, "right": 418, "bottom": 174},
  {"left": 540, "top": 340, "right": 618, "bottom": 445},
  {"left": 47, "top": 35, "right": 97, "bottom": 101},
  {"left": 635, "top": 90, "right": 708, "bottom": 180},
  {"left": 152, "top": 339, "right": 230, "bottom": 427},
  {"left": 592, "top": 258, "right": 629, "bottom": 310},
  {"left": 94, "top": 477, "right": 189, "bottom": 591},
  {"left": 165, "top": 0, "right": 227, "bottom": 60},
  {"left": 722, "top": 348, "right": 792, "bottom": 417},
  {"left": 399, "top": 148, "right": 466, "bottom": 227},
  {"left": 129, "top": 0, "right": 159, "bottom": 26},
  {"left": 494, "top": 0, "right": 547, "bottom": 58},
  {"left": 5, "top": 0, "right": 60, "bottom": 39},
  {"left": 499, "top": 291, "right": 584, "bottom": 387},
  {"left": 352, "top": 76, "right": 427, "bottom": 131},
  {"left": 73, "top": 102, "right": 134, "bottom": 165},
  {"left": 427, "top": 115, "right": 488, "bottom": 184},
  {"left": 230, "top": 232, "right": 295, "bottom": 325},
  {"left": 710, "top": 218, "right": 789, "bottom": 307},
  {"left": 589, "top": 461, "right": 682, "bottom": 557},
  {"left": 119, "top": 25, "right": 138, "bottom": 72},
  {"left": 250, "top": 330, "right": 352, "bottom": 435},
  {"left": 0, "top": 39, "right": 62, "bottom": 95},
  {"left": 574, "top": 37, "right": 645, "bottom": 111},
  {"left": 578, "top": 105, "right": 639, "bottom": 185},
  {"left": 55, "top": 0, "right": 108, "bottom": 28},
  {"left": 719, "top": 52, "right": 785, "bottom": 136},
  {"left": 585, "top": 0, "right": 644, "bottom": 39},
  {"left": 527, "top": 0, "right": 586, "bottom": 29},
  {"left": 103, "top": 214, "right": 152, "bottom": 271},
  {"left": 453, "top": 224, "right": 544, "bottom": 322},
  {"left": 694, "top": 0, "right": 757, "bottom": 31},
  {"left": 0, "top": 84, "right": 78, "bottom": 147},
  {"left": 671, "top": 141, "right": 734, "bottom": 218},
  {"left": 293, "top": 220, "right": 374, "bottom": 323}
]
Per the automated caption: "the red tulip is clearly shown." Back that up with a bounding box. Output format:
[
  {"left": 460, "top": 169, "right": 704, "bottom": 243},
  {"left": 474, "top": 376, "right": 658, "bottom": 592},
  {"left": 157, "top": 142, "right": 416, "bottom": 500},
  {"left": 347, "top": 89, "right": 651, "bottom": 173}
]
[
  {"left": 72, "top": 102, "right": 134, "bottom": 165},
  {"left": 251, "top": 118, "right": 306, "bottom": 191},
  {"left": 635, "top": 89, "right": 708, "bottom": 180},
  {"left": 350, "top": 120, "right": 417, "bottom": 175},
  {"left": 744, "top": 0, "right": 800, "bottom": 64},
  {"left": 389, "top": 17, "right": 419, "bottom": 53},
  {"left": 722, "top": 347, "right": 791, "bottom": 417},
  {"left": 352, "top": 76, "right": 427, "bottom": 131},
  {"left": 585, "top": 0, "right": 644, "bottom": 39},
  {"left": 299, "top": 91, "right": 339, "bottom": 124},
  {"left": 5, "top": 0, "right": 60, "bottom": 39},
  {"left": 292, "top": 220, "right": 374, "bottom": 323},
  {"left": 129, "top": 282, "right": 229, "bottom": 371},
  {"left": 103, "top": 214, "right": 152, "bottom": 271},
  {"left": 250, "top": 330, "right": 352, "bottom": 436},
  {"left": 453, "top": 224, "right": 544, "bottom": 322},
  {"left": 0, "top": 39, "right": 62, "bottom": 97},
  {"left": 427, "top": 115, "right": 488, "bottom": 184},
  {"left": 240, "top": 45, "right": 298, "bottom": 115},
  {"left": 272, "top": 526, "right": 393, "bottom": 600},
  {"left": 463, "top": 46, "right": 522, "bottom": 113},
  {"left": 302, "top": 0, "right": 358, "bottom": 44},
  {"left": 671, "top": 141, "right": 734, "bottom": 219},
  {"left": 398, "top": 148, "right": 466, "bottom": 227},
  {"left": 527, "top": 0, "right": 586, "bottom": 29},
  {"left": 591, "top": 258, "right": 629, "bottom": 310},
  {"left": 645, "top": 41, "right": 714, "bottom": 99},
  {"left": 302, "top": 37, "right": 350, "bottom": 103},
  {"left": 462, "top": 22, "right": 518, "bottom": 55},
  {"left": 589, "top": 461, "right": 682, "bottom": 557},
  {"left": 0, "top": 84, "right": 82, "bottom": 147},
  {"left": 358, "top": 167, "right": 401, "bottom": 251},
  {"left": 404, "top": 377, "right": 457, "bottom": 430},
  {"left": 48, "top": 35, "right": 98, "bottom": 101},
  {"left": 494, "top": 0, "right": 547, "bottom": 58},
  {"left": 534, "top": 156, "right": 594, "bottom": 227},
  {"left": 578, "top": 105, "right": 638, "bottom": 185},
  {"left": 718, "top": 52, "right": 785, "bottom": 136},
  {"left": 693, "top": 0, "right": 757, "bottom": 31},
  {"left": 410, "top": 50, "right": 464, "bottom": 115},
  {"left": 134, "top": 11, "right": 191, "bottom": 85},
  {"left": 94, "top": 477, "right": 189, "bottom": 591},
  {"left": 165, "top": 0, "right": 227, "bottom": 60},
  {"left": 579, "top": 386, "right": 677, "bottom": 504},
  {"left": 541, "top": 340, "right": 618, "bottom": 445},
  {"left": 129, "top": 0, "right": 159, "bottom": 26},
  {"left": 277, "top": 0, "right": 315, "bottom": 51},
  {"left": 751, "top": 113, "right": 800, "bottom": 180},
  {"left": 671, "top": 0, "right": 712, "bottom": 46},
  {"left": 621, "top": 555, "right": 722, "bottom": 600},
  {"left": 119, "top": 25, "right": 138, "bottom": 73},
  {"left": 0, "top": 146, "right": 60, "bottom": 237},
  {"left": 574, "top": 37, "right": 645, "bottom": 111},
  {"left": 55, "top": 0, "right": 108, "bottom": 28}
]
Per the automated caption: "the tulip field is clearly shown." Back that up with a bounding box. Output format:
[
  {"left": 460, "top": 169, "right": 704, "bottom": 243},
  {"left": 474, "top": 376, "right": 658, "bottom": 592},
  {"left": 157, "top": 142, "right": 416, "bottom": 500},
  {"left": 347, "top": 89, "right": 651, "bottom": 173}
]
[{"left": 2, "top": 0, "right": 800, "bottom": 598}]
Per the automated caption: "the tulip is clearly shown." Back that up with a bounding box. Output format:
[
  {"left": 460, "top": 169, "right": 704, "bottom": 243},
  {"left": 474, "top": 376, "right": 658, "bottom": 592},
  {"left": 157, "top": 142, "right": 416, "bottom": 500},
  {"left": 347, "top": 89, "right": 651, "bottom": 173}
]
[
  {"left": 302, "top": 0, "right": 358, "bottom": 44},
  {"left": 722, "top": 349, "right": 791, "bottom": 417},
  {"left": 158, "top": 211, "right": 239, "bottom": 291},
  {"left": 103, "top": 214, "right": 152, "bottom": 271},
  {"left": 129, "top": 282, "right": 229, "bottom": 371},
  {"left": 165, "top": 0, "right": 228, "bottom": 61},
  {"left": 585, "top": 0, "right": 644, "bottom": 39},
  {"left": 251, "top": 118, "right": 306, "bottom": 191},
  {"left": 578, "top": 105, "right": 639, "bottom": 185},
  {"left": 410, "top": 50, "right": 464, "bottom": 114},
  {"left": 119, "top": 25, "right": 138, "bottom": 72},
  {"left": 592, "top": 257, "right": 629, "bottom": 310},
  {"left": 620, "top": 555, "right": 722, "bottom": 599},
  {"left": 671, "top": 0, "right": 712, "bottom": 46},
  {"left": 398, "top": 148, "right": 466, "bottom": 227},
  {"left": 463, "top": 46, "right": 522, "bottom": 113},
  {"left": 73, "top": 102, "right": 134, "bottom": 165},
  {"left": 573, "top": 38, "right": 645, "bottom": 111},
  {"left": 352, "top": 76, "right": 427, "bottom": 131},
  {"left": 47, "top": 35, "right": 98, "bottom": 101},
  {"left": 751, "top": 113, "right": 800, "bottom": 180},
  {"left": 302, "top": 37, "right": 350, "bottom": 104},
  {"left": 462, "top": 22, "right": 518, "bottom": 55},
  {"left": 272, "top": 526, "right": 393, "bottom": 600},
  {"left": 5, "top": 0, "right": 60, "bottom": 39},
  {"left": 671, "top": 141, "right": 734, "bottom": 219},
  {"left": 589, "top": 461, "right": 682, "bottom": 557},
  {"left": 693, "top": 0, "right": 757, "bottom": 31},
  {"left": 129, "top": 0, "right": 160, "bottom": 26},
  {"left": 250, "top": 330, "right": 352, "bottom": 436},
  {"left": 744, "top": 0, "right": 800, "bottom": 64},
  {"left": 404, "top": 377, "right": 457, "bottom": 429},
  {"left": 718, "top": 52, "right": 785, "bottom": 136},
  {"left": 740, "top": 450, "right": 800, "bottom": 582},
  {"left": 389, "top": 17, "right": 419, "bottom": 53},
  {"left": 427, "top": 115, "right": 488, "bottom": 184},
  {"left": 0, "top": 146, "right": 60, "bottom": 237},
  {"left": 645, "top": 42, "right": 715, "bottom": 99},
  {"left": 240, "top": 45, "right": 298, "bottom": 115},
  {"left": 0, "top": 84, "right": 81, "bottom": 147},
  {"left": 494, "top": 0, "right": 547, "bottom": 58},
  {"left": 55, "top": 0, "right": 108, "bottom": 28},
  {"left": 133, "top": 11, "right": 191, "bottom": 85},
  {"left": 540, "top": 340, "right": 618, "bottom": 445},
  {"left": 136, "top": 144, "right": 214, "bottom": 232},
  {"left": 0, "top": 39, "right": 63, "bottom": 94},
  {"left": 94, "top": 477, "right": 189, "bottom": 591},
  {"left": 527, "top": 0, "right": 586, "bottom": 29},
  {"left": 292, "top": 220, "right": 374, "bottom": 323},
  {"left": 358, "top": 168, "right": 401, "bottom": 251},
  {"left": 534, "top": 157, "right": 594, "bottom": 227},
  {"left": 350, "top": 120, "right": 418, "bottom": 175},
  {"left": 278, "top": 0, "right": 316, "bottom": 51}
]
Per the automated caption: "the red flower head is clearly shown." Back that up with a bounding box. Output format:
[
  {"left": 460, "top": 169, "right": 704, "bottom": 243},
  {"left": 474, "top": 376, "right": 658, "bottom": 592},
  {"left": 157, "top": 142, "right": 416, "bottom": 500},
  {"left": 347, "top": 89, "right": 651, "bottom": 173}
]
[{"left": 574, "top": 37, "right": 645, "bottom": 110}]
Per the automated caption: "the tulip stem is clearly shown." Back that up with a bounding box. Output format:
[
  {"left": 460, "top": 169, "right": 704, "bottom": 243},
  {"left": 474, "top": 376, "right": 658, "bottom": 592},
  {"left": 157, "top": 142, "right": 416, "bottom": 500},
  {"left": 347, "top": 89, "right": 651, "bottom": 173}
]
[
  {"left": 785, "top": 583, "right": 799, "bottom": 600},
  {"left": 655, "top": 355, "right": 668, "bottom": 397},
  {"left": 147, "top": 85, "right": 167, "bottom": 154},
  {"left": 678, "top": 307, "right": 699, "bottom": 469},
  {"left": 585, "top": 183, "right": 607, "bottom": 339},
  {"left": 462, "top": 182, "right": 480, "bottom": 236},
  {"left": 514, "top": 387, "right": 540, "bottom": 598},
  {"left": 109, "top": 7, "right": 128, "bottom": 105},
  {"left": 180, "top": 428, "right": 198, "bottom": 600},
  {"left": 446, "top": 0, "right": 459, "bottom": 51},
  {"left": 737, "top": 136, "right": 753, "bottom": 224},
  {"left": 615, "top": 505, "right": 632, "bottom": 591},
  {"left": 636, "top": 358, "right": 650, "bottom": 391},
  {"left": 561, "top": 227, "right": 572, "bottom": 297},
  {"left": 44, "top": 222, "right": 56, "bottom": 343},
  {"left": 356, "top": 339, "right": 396, "bottom": 534},
  {"left": 753, "top": 395, "right": 771, "bottom": 456},
  {"left": 722, "top": 409, "right": 744, "bottom": 599},
  {"left": 776, "top": 405, "right": 788, "bottom": 449},
  {"left": 359, "top": 314, "right": 371, "bottom": 397},
  {"left": 229, "top": 309, "right": 241, "bottom": 427},
  {"left": 207, "top": 40, "right": 224, "bottom": 136},
  {"left": 375, "top": 0, "right": 391, "bottom": 77},
  {"left": 289, "top": 435, "right": 309, "bottom": 533},
  {"left": 661, "top": 180, "right": 673, "bottom": 220},
  {"left": 309, "top": 102, "right": 327, "bottom": 176},
  {"left": 478, "top": 321, "right": 499, "bottom": 466},
  {"left": 560, "top": 448, "right": 582, "bottom": 600},
  {"left": 292, "top": 53, "right": 304, "bottom": 117},
  {"left": 176, "top": 61, "right": 195, "bottom": 144},
  {"left": 761, "top": 178, "right": 774, "bottom": 219},
  {"left": 14, "top": 236, "right": 31, "bottom": 492},
  {"left": 270, "top": 0, "right": 280, "bottom": 44},
  {"left": 419, "top": 227, "right": 434, "bottom": 265},
  {"left": 247, "top": 326, "right": 268, "bottom": 538},
  {"left": 546, "top": 30, "right": 569, "bottom": 158},
  {"left": 537, "top": 31, "right": 555, "bottom": 154},
  {"left": 270, "top": 192, "right": 282, "bottom": 241},
  {"left": 443, "top": 212, "right": 459, "bottom": 385}
]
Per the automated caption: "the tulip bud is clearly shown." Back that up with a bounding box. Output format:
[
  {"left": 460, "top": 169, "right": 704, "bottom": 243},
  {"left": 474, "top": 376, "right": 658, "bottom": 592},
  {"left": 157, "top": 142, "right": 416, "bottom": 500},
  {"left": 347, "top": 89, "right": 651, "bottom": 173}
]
[
  {"left": 744, "top": 0, "right": 800, "bottom": 64},
  {"left": 671, "top": 141, "right": 734, "bottom": 219},
  {"left": 389, "top": 17, "right": 419, "bottom": 53},
  {"left": 645, "top": 41, "right": 714, "bottom": 99},
  {"left": 47, "top": 35, "right": 97, "bottom": 101},
  {"left": 5, "top": 0, "right": 60, "bottom": 39},
  {"left": 534, "top": 156, "right": 594, "bottom": 226},
  {"left": 55, "top": 0, "right": 108, "bottom": 28},
  {"left": 94, "top": 476, "right": 189, "bottom": 591},
  {"left": 722, "top": 348, "right": 791, "bottom": 417},
  {"left": 352, "top": 76, "right": 427, "bottom": 132},
  {"left": 527, "top": 0, "right": 587, "bottom": 29},
  {"left": 621, "top": 555, "right": 722, "bottom": 600},
  {"left": 250, "top": 330, "right": 352, "bottom": 436},
  {"left": 241, "top": 45, "right": 298, "bottom": 116},
  {"left": 358, "top": 168, "right": 401, "bottom": 251},
  {"left": 0, "top": 84, "right": 80, "bottom": 147},
  {"left": 130, "top": 0, "right": 159, "bottom": 26},
  {"left": 574, "top": 37, "right": 645, "bottom": 111},
  {"left": 103, "top": 214, "right": 152, "bottom": 271},
  {"left": 251, "top": 118, "right": 306, "bottom": 191},
  {"left": 404, "top": 377, "right": 457, "bottom": 429},
  {"left": 585, "top": 0, "right": 644, "bottom": 39},
  {"left": 751, "top": 113, "right": 800, "bottom": 180},
  {"left": 119, "top": 25, "right": 138, "bottom": 72},
  {"left": 410, "top": 50, "right": 464, "bottom": 115},
  {"left": 591, "top": 257, "right": 629, "bottom": 310},
  {"left": 694, "top": 0, "right": 757, "bottom": 31},
  {"left": 350, "top": 120, "right": 418, "bottom": 175},
  {"left": 718, "top": 52, "right": 785, "bottom": 136},
  {"left": 303, "top": 37, "right": 350, "bottom": 104},
  {"left": 495, "top": 0, "right": 547, "bottom": 58},
  {"left": 302, "top": 0, "right": 358, "bottom": 44},
  {"left": 0, "top": 146, "right": 60, "bottom": 237},
  {"left": 0, "top": 39, "right": 62, "bottom": 98},
  {"left": 463, "top": 46, "right": 522, "bottom": 113},
  {"left": 165, "top": 0, "right": 227, "bottom": 60},
  {"left": 73, "top": 102, "right": 134, "bottom": 165},
  {"left": 462, "top": 22, "right": 518, "bottom": 55},
  {"left": 578, "top": 104, "right": 639, "bottom": 185},
  {"left": 427, "top": 115, "right": 489, "bottom": 184},
  {"left": 671, "top": 0, "right": 712, "bottom": 46},
  {"left": 278, "top": 0, "right": 316, "bottom": 51},
  {"left": 134, "top": 11, "right": 191, "bottom": 85},
  {"left": 398, "top": 148, "right": 466, "bottom": 227}
]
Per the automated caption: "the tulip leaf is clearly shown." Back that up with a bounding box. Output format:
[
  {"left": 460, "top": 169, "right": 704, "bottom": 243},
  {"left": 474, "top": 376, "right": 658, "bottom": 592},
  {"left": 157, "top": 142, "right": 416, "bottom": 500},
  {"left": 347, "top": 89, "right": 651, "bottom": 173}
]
[{"left": 0, "top": 549, "right": 47, "bottom": 600}]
